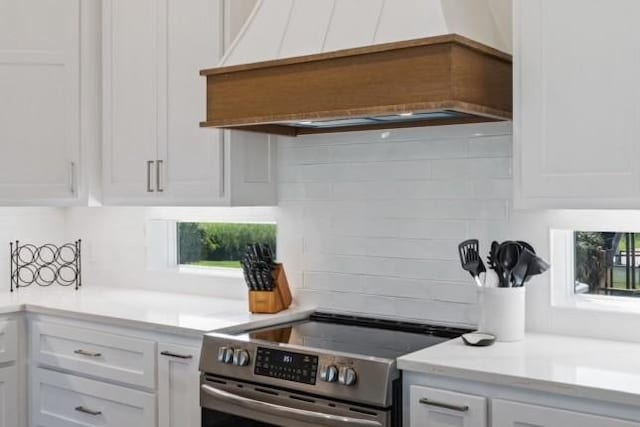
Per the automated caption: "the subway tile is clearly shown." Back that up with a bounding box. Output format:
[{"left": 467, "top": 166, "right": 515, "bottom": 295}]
[
  {"left": 430, "top": 157, "right": 512, "bottom": 179},
  {"left": 277, "top": 125, "right": 513, "bottom": 324},
  {"left": 467, "top": 135, "right": 513, "bottom": 158}
]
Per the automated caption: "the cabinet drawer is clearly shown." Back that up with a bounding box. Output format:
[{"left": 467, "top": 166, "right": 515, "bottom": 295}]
[
  {"left": 32, "top": 368, "right": 155, "bottom": 427},
  {"left": 492, "top": 399, "right": 639, "bottom": 427},
  {"left": 409, "top": 385, "right": 487, "bottom": 427},
  {"left": 0, "top": 320, "right": 17, "bottom": 364},
  {"left": 31, "top": 321, "right": 156, "bottom": 388}
]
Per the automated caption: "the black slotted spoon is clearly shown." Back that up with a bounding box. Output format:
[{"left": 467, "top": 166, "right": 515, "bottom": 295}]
[{"left": 458, "top": 239, "right": 485, "bottom": 288}]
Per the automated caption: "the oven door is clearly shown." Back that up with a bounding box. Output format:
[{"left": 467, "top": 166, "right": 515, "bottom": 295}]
[{"left": 201, "top": 376, "right": 389, "bottom": 427}]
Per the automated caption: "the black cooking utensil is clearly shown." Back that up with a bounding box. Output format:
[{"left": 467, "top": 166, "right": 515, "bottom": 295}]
[
  {"left": 522, "top": 253, "right": 551, "bottom": 283},
  {"left": 487, "top": 240, "right": 503, "bottom": 286},
  {"left": 497, "top": 241, "right": 521, "bottom": 287},
  {"left": 511, "top": 248, "right": 536, "bottom": 287},
  {"left": 517, "top": 241, "right": 535, "bottom": 254},
  {"left": 458, "top": 239, "right": 486, "bottom": 287},
  {"left": 487, "top": 241, "right": 500, "bottom": 270}
]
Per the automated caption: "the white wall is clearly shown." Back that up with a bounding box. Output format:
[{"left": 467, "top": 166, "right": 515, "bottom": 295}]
[
  {"left": 64, "top": 206, "right": 275, "bottom": 299},
  {"left": 0, "top": 208, "right": 67, "bottom": 290},
  {"left": 276, "top": 122, "right": 514, "bottom": 327}
]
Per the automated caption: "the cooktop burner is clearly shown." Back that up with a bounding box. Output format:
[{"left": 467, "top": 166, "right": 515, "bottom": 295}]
[{"left": 238, "top": 312, "right": 471, "bottom": 360}]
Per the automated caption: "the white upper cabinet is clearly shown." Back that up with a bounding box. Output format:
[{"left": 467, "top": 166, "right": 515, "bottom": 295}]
[
  {"left": 103, "top": 0, "right": 276, "bottom": 206},
  {"left": 102, "top": 0, "right": 159, "bottom": 204},
  {"left": 0, "top": 0, "right": 99, "bottom": 205},
  {"left": 514, "top": 0, "right": 640, "bottom": 209}
]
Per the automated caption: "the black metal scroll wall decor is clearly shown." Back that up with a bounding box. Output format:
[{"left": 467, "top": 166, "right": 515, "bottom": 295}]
[{"left": 10, "top": 240, "right": 82, "bottom": 292}]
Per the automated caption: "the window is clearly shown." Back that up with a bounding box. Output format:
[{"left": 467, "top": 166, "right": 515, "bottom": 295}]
[
  {"left": 177, "top": 222, "right": 276, "bottom": 270},
  {"left": 575, "top": 231, "right": 640, "bottom": 297}
]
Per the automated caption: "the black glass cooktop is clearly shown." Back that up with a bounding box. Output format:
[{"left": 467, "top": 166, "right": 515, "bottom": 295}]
[{"left": 239, "top": 312, "right": 472, "bottom": 360}]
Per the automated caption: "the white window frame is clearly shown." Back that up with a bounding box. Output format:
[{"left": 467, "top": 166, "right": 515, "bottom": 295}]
[
  {"left": 551, "top": 228, "right": 640, "bottom": 314},
  {"left": 145, "top": 207, "right": 277, "bottom": 279}
]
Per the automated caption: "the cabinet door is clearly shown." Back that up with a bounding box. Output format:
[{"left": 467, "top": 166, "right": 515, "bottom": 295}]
[
  {"left": 0, "top": 0, "right": 80, "bottom": 204},
  {"left": 409, "top": 385, "right": 487, "bottom": 427},
  {"left": 0, "top": 320, "right": 17, "bottom": 364},
  {"left": 492, "top": 399, "right": 638, "bottom": 427},
  {"left": 102, "top": 0, "right": 159, "bottom": 204},
  {"left": 158, "top": 0, "right": 225, "bottom": 205},
  {"left": 515, "top": 0, "right": 640, "bottom": 208},
  {"left": 158, "top": 343, "right": 201, "bottom": 427},
  {"left": 0, "top": 367, "right": 17, "bottom": 427}
]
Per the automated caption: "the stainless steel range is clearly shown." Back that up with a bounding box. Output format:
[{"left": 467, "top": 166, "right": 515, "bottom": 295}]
[{"left": 199, "top": 312, "right": 471, "bottom": 427}]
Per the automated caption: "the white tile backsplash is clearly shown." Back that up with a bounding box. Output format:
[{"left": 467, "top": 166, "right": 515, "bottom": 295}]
[{"left": 277, "top": 122, "right": 513, "bottom": 327}]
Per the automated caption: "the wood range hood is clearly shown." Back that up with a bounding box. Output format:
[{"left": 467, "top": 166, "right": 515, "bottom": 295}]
[{"left": 200, "top": 34, "right": 512, "bottom": 137}]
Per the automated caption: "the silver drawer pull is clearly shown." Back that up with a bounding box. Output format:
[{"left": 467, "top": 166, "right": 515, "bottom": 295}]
[
  {"left": 156, "top": 159, "right": 164, "bottom": 192},
  {"left": 74, "top": 349, "right": 102, "bottom": 357},
  {"left": 160, "top": 350, "right": 193, "bottom": 359},
  {"left": 419, "top": 398, "right": 469, "bottom": 412},
  {"left": 75, "top": 406, "right": 102, "bottom": 416},
  {"left": 147, "top": 160, "right": 155, "bottom": 192}
]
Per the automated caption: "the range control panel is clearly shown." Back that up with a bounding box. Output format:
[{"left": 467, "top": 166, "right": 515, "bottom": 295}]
[{"left": 254, "top": 347, "right": 319, "bottom": 385}]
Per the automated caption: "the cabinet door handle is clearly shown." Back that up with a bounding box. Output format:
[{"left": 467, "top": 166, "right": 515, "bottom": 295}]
[
  {"left": 74, "top": 349, "right": 102, "bottom": 357},
  {"left": 160, "top": 350, "right": 193, "bottom": 359},
  {"left": 70, "top": 161, "right": 76, "bottom": 195},
  {"left": 147, "top": 160, "right": 155, "bottom": 192},
  {"left": 75, "top": 406, "right": 102, "bottom": 416},
  {"left": 156, "top": 160, "right": 164, "bottom": 192},
  {"left": 419, "top": 398, "right": 469, "bottom": 412}
]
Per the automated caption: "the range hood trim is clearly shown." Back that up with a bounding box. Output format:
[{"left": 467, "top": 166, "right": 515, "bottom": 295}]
[
  {"left": 201, "top": 34, "right": 510, "bottom": 76},
  {"left": 200, "top": 34, "right": 512, "bottom": 136}
]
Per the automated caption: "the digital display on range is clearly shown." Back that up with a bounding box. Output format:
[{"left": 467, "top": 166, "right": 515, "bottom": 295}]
[{"left": 254, "top": 347, "right": 319, "bottom": 385}]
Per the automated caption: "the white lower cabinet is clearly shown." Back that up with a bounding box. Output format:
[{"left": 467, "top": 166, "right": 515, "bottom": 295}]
[
  {"left": 32, "top": 368, "right": 155, "bottom": 427},
  {"left": 158, "top": 343, "right": 201, "bottom": 427},
  {"left": 0, "top": 367, "right": 18, "bottom": 427},
  {"left": 405, "top": 378, "right": 640, "bottom": 427},
  {"left": 492, "top": 400, "right": 639, "bottom": 427},
  {"left": 409, "top": 385, "right": 487, "bottom": 427},
  {"left": 28, "top": 317, "right": 202, "bottom": 427}
]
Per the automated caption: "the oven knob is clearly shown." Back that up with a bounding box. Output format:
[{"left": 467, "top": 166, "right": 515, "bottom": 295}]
[
  {"left": 339, "top": 367, "right": 357, "bottom": 386},
  {"left": 233, "top": 349, "right": 251, "bottom": 366},
  {"left": 320, "top": 365, "right": 338, "bottom": 383},
  {"left": 218, "top": 347, "right": 235, "bottom": 364}
]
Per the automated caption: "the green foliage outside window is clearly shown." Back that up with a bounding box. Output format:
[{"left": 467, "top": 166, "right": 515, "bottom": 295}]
[{"left": 178, "top": 222, "right": 276, "bottom": 269}]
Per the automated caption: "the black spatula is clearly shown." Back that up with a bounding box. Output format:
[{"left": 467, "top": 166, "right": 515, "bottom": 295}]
[{"left": 458, "top": 239, "right": 485, "bottom": 288}]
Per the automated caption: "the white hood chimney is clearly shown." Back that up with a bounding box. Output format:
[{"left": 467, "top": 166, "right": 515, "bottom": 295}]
[{"left": 222, "top": 0, "right": 512, "bottom": 66}]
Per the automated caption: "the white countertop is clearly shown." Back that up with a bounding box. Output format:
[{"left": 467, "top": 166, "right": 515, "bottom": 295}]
[
  {"left": 398, "top": 333, "right": 640, "bottom": 407},
  {"left": 0, "top": 287, "right": 312, "bottom": 337}
]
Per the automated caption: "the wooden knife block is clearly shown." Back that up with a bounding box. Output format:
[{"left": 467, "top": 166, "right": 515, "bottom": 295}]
[{"left": 248, "top": 264, "right": 292, "bottom": 314}]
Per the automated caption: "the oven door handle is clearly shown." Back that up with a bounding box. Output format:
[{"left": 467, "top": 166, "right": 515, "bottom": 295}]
[{"left": 201, "top": 384, "right": 383, "bottom": 427}]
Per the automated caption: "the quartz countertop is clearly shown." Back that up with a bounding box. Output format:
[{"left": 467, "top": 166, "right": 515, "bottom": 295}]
[
  {"left": 0, "top": 287, "right": 312, "bottom": 337},
  {"left": 398, "top": 333, "right": 640, "bottom": 407}
]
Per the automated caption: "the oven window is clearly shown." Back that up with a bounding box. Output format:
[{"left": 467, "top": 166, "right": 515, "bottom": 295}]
[{"left": 202, "top": 408, "right": 279, "bottom": 427}]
